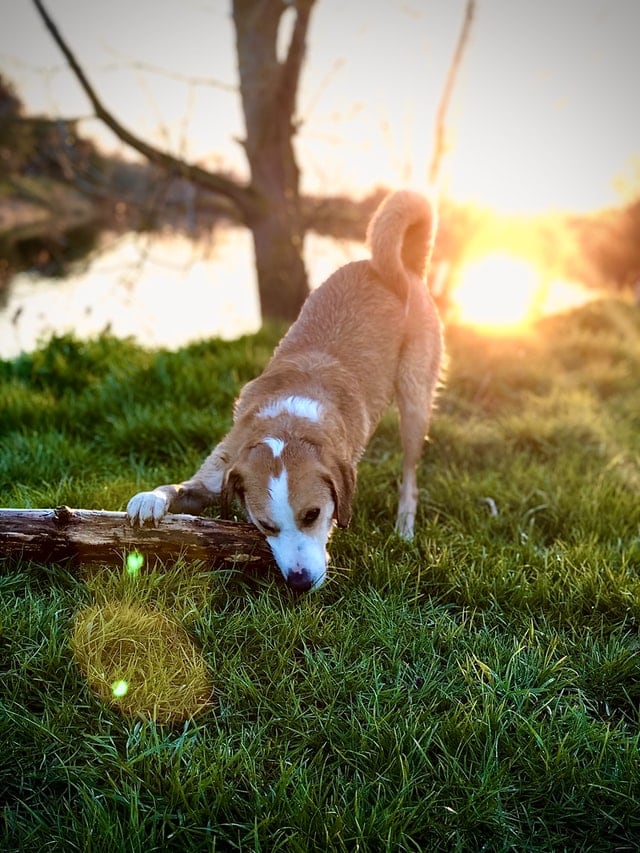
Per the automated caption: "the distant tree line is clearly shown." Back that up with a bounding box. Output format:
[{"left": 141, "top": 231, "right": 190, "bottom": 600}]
[{"left": 0, "top": 74, "right": 98, "bottom": 183}]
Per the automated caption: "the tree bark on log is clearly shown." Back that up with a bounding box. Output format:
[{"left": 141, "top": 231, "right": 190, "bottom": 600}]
[{"left": 0, "top": 506, "right": 276, "bottom": 572}]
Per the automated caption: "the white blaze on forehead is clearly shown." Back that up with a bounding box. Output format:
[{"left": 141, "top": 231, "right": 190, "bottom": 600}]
[
  {"left": 258, "top": 395, "right": 323, "bottom": 423},
  {"left": 263, "top": 464, "right": 334, "bottom": 590},
  {"left": 267, "top": 468, "right": 296, "bottom": 529},
  {"left": 263, "top": 436, "right": 286, "bottom": 457}
]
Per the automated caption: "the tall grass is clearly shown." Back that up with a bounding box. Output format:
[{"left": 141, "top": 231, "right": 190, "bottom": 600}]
[{"left": 1, "top": 298, "right": 639, "bottom": 850}]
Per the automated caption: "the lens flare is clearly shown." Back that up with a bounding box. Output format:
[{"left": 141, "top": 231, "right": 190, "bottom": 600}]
[
  {"left": 111, "top": 679, "right": 129, "bottom": 698},
  {"left": 126, "top": 551, "right": 144, "bottom": 576}
]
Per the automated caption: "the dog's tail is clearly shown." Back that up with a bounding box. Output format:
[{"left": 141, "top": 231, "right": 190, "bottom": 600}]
[{"left": 367, "top": 190, "right": 437, "bottom": 300}]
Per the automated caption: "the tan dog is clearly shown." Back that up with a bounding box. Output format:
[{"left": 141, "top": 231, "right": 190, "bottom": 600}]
[{"left": 127, "top": 190, "right": 443, "bottom": 591}]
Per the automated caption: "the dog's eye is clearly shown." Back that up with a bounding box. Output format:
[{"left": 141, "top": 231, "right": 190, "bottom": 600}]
[
  {"left": 259, "top": 520, "right": 279, "bottom": 536},
  {"left": 301, "top": 508, "right": 321, "bottom": 527}
]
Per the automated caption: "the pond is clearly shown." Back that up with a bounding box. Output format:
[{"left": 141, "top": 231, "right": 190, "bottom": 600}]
[{"left": 0, "top": 227, "right": 369, "bottom": 360}]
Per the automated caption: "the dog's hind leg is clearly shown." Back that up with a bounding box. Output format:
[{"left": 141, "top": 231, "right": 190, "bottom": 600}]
[{"left": 394, "top": 326, "right": 442, "bottom": 539}]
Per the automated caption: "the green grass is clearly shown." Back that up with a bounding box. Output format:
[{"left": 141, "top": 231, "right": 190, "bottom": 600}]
[{"left": 1, "top": 298, "right": 640, "bottom": 851}]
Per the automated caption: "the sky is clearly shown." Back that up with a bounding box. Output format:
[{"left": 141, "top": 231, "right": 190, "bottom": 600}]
[{"left": 2, "top": 0, "right": 640, "bottom": 214}]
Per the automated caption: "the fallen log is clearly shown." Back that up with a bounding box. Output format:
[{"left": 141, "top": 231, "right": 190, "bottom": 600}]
[{"left": 0, "top": 506, "right": 276, "bottom": 572}]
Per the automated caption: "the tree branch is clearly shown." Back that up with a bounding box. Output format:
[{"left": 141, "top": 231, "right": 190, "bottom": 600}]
[
  {"left": 279, "top": 0, "right": 316, "bottom": 126},
  {"left": 428, "top": 0, "right": 475, "bottom": 187},
  {"left": 32, "top": 0, "right": 262, "bottom": 223}
]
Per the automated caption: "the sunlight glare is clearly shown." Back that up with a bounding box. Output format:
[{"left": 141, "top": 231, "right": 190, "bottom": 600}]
[
  {"left": 450, "top": 253, "right": 540, "bottom": 334},
  {"left": 543, "top": 278, "right": 595, "bottom": 316},
  {"left": 449, "top": 251, "right": 598, "bottom": 335}
]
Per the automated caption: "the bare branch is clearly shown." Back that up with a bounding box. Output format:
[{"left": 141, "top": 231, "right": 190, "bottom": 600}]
[
  {"left": 428, "top": 0, "right": 475, "bottom": 187},
  {"left": 32, "top": 0, "right": 261, "bottom": 222},
  {"left": 100, "top": 55, "right": 237, "bottom": 93},
  {"left": 279, "top": 0, "right": 316, "bottom": 125}
]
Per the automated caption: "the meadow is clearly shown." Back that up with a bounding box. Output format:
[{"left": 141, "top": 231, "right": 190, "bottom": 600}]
[{"left": 1, "top": 297, "right": 640, "bottom": 851}]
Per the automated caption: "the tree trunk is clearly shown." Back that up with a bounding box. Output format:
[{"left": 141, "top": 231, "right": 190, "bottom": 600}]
[
  {"left": 250, "top": 205, "right": 308, "bottom": 322},
  {"left": 233, "top": 0, "right": 314, "bottom": 323},
  {"left": 0, "top": 506, "right": 276, "bottom": 573}
]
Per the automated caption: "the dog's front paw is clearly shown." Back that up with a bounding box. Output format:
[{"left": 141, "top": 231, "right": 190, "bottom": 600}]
[{"left": 127, "top": 490, "right": 170, "bottom": 527}]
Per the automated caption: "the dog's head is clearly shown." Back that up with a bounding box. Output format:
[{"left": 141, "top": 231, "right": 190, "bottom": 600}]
[{"left": 223, "top": 436, "right": 355, "bottom": 591}]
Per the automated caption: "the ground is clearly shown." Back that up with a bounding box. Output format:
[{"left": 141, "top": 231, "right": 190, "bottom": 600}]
[{"left": 1, "top": 299, "right": 639, "bottom": 850}]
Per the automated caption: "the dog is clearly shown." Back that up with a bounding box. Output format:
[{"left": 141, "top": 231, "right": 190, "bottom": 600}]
[{"left": 127, "top": 190, "right": 443, "bottom": 591}]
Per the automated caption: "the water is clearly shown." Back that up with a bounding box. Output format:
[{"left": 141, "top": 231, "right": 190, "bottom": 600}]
[{"left": 0, "top": 227, "right": 368, "bottom": 359}]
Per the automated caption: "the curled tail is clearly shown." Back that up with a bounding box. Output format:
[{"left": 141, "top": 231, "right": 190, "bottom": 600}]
[{"left": 367, "top": 190, "right": 437, "bottom": 299}]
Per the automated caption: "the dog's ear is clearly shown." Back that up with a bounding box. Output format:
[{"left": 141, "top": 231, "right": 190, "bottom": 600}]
[
  {"left": 221, "top": 466, "right": 245, "bottom": 519},
  {"left": 324, "top": 457, "right": 356, "bottom": 529}
]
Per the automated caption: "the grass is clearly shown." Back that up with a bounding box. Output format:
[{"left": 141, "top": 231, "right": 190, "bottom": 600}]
[{"left": 1, "top": 298, "right": 640, "bottom": 851}]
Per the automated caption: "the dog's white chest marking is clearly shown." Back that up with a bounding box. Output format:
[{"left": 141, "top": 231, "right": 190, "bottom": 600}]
[
  {"left": 258, "top": 395, "right": 323, "bottom": 423},
  {"left": 263, "top": 436, "right": 286, "bottom": 457}
]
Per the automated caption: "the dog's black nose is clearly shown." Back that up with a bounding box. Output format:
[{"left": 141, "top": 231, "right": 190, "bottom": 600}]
[{"left": 287, "top": 568, "right": 313, "bottom": 593}]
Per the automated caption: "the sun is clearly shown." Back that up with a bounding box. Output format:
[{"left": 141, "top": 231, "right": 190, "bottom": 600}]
[
  {"left": 449, "top": 252, "right": 542, "bottom": 334},
  {"left": 447, "top": 249, "right": 597, "bottom": 336}
]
